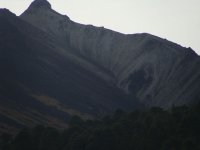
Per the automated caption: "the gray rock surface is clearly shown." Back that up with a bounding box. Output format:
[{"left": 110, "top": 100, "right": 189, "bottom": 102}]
[{"left": 20, "top": 1, "right": 200, "bottom": 108}]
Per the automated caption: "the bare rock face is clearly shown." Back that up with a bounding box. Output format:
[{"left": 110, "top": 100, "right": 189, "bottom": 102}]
[{"left": 20, "top": 0, "right": 200, "bottom": 108}]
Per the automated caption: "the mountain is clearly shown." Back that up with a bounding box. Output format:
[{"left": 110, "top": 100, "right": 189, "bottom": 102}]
[
  {"left": 20, "top": 0, "right": 200, "bottom": 107},
  {"left": 0, "top": 0, "right": 200, "bottom": 133}
]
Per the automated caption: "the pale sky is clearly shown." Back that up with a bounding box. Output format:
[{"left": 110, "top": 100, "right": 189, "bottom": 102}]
[{"left": 0, "top": 0, "right": 200, "bottom": 55}]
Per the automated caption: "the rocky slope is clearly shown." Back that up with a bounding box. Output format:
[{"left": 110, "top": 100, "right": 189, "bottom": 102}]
[
  {"left": 21, "top": 0, "right": 200, "bottom": 107},
  {"left": 0, "top": 0, "right": 200, "bottom": 133},
  {"left": 0, "top": 8, "right": 139, "bottom": 133}
]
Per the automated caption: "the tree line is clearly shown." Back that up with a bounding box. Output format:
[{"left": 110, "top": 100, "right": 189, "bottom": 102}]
[{"left": 0, "top": 104, "right": 200, "bottom": 150}]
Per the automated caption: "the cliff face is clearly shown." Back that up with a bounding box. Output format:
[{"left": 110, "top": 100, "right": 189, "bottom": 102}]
[
  {"left": 0, "top": 0, "right": 200, "bottom": 133},
  {"left": 21, "top": 0, "right": 200, "bottom": 108}
]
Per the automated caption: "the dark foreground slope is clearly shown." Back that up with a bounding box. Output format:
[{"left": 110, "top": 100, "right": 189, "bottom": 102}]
[
  {"left": 0, "top": 9, "right": 140, "bottom": 133},
  {"left": 1, "top": 104, "right": 200, "bottom": 150}
]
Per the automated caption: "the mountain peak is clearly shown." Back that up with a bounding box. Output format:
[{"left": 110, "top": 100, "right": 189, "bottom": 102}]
[{"left": 29, "top": 0, "right": 51, "bottom": 10}]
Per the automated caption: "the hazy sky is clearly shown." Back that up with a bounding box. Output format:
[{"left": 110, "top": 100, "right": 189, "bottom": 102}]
[{"left": 1, "top": 0, "right": 200, "bottom": 55}]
